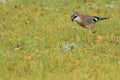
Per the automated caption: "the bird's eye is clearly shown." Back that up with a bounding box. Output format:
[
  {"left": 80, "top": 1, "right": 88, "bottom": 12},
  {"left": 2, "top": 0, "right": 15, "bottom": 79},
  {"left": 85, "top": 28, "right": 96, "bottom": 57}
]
[{"left": 74, "top": 16, "right": 77, "bottom": 18}]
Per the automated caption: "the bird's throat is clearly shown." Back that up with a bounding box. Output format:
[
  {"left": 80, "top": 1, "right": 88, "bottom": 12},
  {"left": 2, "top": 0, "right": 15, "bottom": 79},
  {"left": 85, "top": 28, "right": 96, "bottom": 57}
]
[{"left": 74, "top": 17, "right": 81, "bottom": 23}]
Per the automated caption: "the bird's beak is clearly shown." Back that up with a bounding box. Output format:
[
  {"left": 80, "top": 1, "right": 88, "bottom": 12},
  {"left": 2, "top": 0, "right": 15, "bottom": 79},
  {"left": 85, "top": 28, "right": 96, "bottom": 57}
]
[
  {"left": 71, "top": 18, "right": 74, "bottom": 22},
  {"left": 70, "top": 14, "right": 74, "bottom": 22}
]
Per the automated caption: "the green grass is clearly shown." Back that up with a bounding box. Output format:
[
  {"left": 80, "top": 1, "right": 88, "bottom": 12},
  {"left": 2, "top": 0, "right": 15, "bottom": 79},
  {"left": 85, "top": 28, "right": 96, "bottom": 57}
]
[{"left": 0, "top": 0, "right": 120, "bottom": 80}]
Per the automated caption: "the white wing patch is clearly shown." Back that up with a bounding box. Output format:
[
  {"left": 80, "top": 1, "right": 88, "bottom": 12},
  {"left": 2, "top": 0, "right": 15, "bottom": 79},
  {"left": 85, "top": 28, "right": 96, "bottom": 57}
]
[{"left": 94, "top": 17, "right": 98, "bottom": 21}]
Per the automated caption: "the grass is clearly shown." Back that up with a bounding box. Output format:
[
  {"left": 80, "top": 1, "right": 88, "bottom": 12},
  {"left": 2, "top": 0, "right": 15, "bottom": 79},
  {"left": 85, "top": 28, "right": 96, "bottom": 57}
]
[{"left": 0, "top": 0, "right": 120, "bottom": 80}]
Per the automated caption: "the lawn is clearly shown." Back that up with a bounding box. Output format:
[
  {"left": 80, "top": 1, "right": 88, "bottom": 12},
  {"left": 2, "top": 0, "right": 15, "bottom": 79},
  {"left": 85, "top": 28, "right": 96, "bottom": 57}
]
[{"left": 0, "top": 0, "right": 120, "bottom": 80}]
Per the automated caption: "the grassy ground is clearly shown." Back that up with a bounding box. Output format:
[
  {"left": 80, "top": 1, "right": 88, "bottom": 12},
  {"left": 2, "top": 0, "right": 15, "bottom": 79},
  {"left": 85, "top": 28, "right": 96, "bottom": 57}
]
[{"left": 0, "top": 0, "right": 120, "bottom": 80}]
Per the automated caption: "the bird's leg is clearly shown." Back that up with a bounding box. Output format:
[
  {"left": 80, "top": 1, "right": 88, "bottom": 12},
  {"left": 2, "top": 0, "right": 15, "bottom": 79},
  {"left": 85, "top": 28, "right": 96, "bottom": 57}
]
[
  {"left": 87, "top": 26, "right": 92, "bottom": 35},
  {"left": 88, "top": 30, "right": 92, "bottom": 35},
  {"left": 90, "top": 24, "right": 95, "bottom": 29},
  {"left": 88, "top": 24, "right": 96, "bottom": 34}
]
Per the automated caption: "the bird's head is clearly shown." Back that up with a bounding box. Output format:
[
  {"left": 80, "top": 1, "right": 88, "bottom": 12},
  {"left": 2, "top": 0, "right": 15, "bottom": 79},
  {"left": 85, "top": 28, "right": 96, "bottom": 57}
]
[{"left": 70, "top": 12, "right": 81, "bottom": 22}]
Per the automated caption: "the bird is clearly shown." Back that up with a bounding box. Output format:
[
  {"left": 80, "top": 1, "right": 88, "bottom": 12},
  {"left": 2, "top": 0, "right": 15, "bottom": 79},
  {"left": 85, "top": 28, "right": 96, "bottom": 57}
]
[{"left": 71, "top": 11, "right": 109, "bottom": 31}]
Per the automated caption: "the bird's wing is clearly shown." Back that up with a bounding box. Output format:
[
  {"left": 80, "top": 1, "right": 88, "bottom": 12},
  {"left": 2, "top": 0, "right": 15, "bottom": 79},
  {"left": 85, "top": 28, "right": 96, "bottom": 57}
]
[
  {"left": 86, "top": 16, "right": 108, "bottom": 24},
  {"left": 85, "top": 16, "right": 97, "bottom": 24}
]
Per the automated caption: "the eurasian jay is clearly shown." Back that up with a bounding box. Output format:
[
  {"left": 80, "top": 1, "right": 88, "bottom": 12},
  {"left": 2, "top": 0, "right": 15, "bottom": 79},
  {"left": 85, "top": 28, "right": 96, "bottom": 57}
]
[{"left": 71, "top": 11, "right": 109, "bottom": 31}]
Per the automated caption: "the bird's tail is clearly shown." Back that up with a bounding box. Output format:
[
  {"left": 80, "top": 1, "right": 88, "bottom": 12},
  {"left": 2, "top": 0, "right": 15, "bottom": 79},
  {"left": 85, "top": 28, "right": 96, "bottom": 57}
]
[
  {"left": 100, "top": 17, "right": 109, "bottom": 20},
  {"left": 93, "top": 16, "right": 109, "bottom": 23}
]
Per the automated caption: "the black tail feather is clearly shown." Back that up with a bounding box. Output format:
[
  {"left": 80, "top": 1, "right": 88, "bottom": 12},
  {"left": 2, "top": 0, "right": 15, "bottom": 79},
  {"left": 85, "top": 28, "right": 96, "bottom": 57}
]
[{"left": 100, "top": 17, "right": 109, "bottom": 20}]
